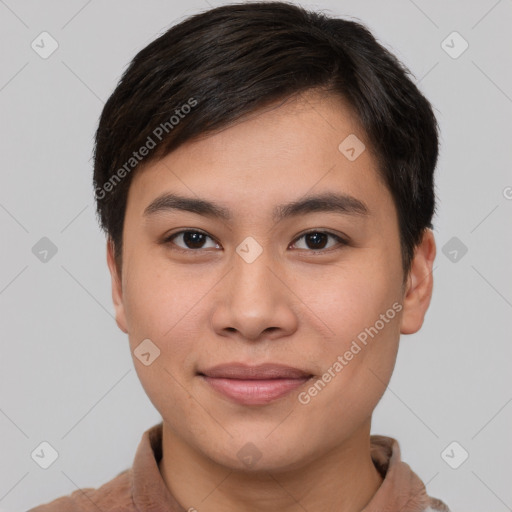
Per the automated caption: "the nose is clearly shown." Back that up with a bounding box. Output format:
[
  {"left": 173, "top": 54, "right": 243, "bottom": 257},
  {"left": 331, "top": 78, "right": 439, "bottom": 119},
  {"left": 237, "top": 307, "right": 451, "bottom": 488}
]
[{"left": 210, "top": 246, "right": 298, "bottom": 342}]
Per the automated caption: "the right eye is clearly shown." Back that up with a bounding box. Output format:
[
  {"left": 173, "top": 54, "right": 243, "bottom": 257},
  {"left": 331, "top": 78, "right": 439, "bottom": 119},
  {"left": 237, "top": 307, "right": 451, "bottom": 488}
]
[{"left": 163, "top": 230, "right": 221, "bottom": 252}]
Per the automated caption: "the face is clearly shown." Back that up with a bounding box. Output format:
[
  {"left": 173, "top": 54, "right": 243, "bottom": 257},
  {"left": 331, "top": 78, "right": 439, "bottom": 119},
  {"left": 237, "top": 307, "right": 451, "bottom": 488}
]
[{"left": 107, "top": 91, "right": 435, "bottom": 472}]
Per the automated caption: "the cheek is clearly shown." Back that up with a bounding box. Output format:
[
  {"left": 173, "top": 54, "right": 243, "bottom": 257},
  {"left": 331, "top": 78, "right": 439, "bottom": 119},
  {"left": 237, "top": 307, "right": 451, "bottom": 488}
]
[
  {"left": 122, "top": 262, "right": 206, "bottom": 412},
  {"left": 300, "top": 298, "right": 401, "bottom": 435},
  {"left": 295, "top": 257, "right": 401, "bottom": 341},
  {"left": 300, "top": 257, "right": 403, "bottom": 394},
  {"left": 122, "top": 259, "right": 199, "bottom": 358}
]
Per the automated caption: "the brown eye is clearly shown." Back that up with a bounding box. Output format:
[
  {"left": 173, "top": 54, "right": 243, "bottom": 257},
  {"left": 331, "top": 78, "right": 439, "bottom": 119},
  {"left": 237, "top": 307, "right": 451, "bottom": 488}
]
[
  {"left": 165, "top": 230, "right": 220, "bottom": 251},
  {"left": 291, "top": 231, "right": 347, "bottom": 252}
]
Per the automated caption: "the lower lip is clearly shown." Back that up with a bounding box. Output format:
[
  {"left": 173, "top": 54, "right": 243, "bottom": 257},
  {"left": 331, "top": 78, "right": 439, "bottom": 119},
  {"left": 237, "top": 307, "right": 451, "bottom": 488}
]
[{"left": 200, "top": 376, "right": 311, "bottom": 405}]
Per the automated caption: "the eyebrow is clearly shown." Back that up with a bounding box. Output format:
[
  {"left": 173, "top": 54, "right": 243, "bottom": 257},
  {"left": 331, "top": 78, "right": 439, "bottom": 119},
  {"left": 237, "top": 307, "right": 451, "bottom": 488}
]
[{"left": 143, "top": 191, "right": 369, "bottom": 222}]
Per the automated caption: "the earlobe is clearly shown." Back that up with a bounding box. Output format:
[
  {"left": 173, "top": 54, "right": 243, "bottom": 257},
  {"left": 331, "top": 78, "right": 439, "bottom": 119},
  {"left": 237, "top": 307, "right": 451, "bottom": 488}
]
[
  {"left": 106, "top": 238, "right": 129, "bottom": 334},
  {"left": 400, "top": 229, "right": 436, "bottom": 335}
]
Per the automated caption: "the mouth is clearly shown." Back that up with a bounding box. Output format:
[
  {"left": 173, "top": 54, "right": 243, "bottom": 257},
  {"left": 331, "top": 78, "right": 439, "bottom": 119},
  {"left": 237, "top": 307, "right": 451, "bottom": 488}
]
[{"left": 197, "top": 363, "right": 314, "bottom": 405}]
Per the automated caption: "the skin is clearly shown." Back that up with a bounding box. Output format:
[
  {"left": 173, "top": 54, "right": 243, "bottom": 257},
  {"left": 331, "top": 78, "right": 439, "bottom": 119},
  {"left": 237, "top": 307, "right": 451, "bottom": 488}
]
[{"left": 107, "top": 90, "right": 436, "bottom": 512}]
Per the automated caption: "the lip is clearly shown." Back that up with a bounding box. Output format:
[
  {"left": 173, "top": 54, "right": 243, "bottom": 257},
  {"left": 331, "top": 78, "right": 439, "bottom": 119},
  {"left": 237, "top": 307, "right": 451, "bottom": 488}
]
[{"left": 198, "top": 363, "right": 313, "bottom": 405}]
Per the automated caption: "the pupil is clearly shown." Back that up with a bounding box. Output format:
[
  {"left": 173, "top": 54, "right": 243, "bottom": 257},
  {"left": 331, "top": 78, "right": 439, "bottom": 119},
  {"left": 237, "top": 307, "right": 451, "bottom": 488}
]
[
  {"left": 307, "top": 232, "right": 327, "bottom": 249},
  {"left": 184, "top": 232, "right": 205, "bottom": 249}
]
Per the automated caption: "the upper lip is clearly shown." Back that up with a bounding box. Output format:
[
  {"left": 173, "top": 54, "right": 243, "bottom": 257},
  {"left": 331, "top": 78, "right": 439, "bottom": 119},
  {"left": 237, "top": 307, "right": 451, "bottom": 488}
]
[{"left": 198, "top": 363, "right": 313, "bottom": 380}]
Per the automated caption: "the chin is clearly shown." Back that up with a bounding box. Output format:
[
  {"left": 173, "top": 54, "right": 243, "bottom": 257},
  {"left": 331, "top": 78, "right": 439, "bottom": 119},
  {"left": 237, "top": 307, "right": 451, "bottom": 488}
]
[{"left": 200, "top": 432, "right": 317, "bottom": 474}]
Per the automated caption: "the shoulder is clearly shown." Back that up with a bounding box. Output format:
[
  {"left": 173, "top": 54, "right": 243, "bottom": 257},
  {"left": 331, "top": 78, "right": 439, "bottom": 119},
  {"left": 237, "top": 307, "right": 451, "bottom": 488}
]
[
  {"left": 27, "top": 468, "right": 134, "bottom": 512},
  {"left": 369, "top": 434, "right": 452, "bottom": 512}
]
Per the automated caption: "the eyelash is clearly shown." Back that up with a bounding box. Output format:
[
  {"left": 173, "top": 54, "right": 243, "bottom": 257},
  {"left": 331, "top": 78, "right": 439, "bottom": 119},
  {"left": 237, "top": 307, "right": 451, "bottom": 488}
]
[{"left": 162, "top": 229, "right": 349, "bottom": 254}]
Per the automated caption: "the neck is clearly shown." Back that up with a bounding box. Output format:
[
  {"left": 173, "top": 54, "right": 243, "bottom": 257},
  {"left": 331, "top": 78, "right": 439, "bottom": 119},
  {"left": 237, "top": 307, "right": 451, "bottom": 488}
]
[{"left": 158, "top": 420, "right": 384, "bottom": 512}]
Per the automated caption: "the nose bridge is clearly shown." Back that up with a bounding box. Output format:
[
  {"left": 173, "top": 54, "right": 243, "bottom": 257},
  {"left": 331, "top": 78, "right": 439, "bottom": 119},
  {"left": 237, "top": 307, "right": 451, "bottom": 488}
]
[{"left": 230, "top": 237, "right": 277, "bottom": 304}]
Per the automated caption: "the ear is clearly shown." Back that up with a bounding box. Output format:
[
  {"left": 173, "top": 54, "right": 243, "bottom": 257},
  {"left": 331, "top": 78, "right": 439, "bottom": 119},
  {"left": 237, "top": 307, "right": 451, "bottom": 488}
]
[
  {"left": 400, "top": 229, "right": 436, "bottom": 335},
  {"left": 106, "top": 238, "right": 129, "bottom": 334}
]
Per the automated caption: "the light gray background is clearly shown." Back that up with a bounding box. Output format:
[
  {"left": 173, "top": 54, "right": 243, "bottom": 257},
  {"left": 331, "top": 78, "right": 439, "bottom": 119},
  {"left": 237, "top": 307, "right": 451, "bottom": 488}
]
[{"left": 1, "top": 0, "right": 511, "bottom": 511}]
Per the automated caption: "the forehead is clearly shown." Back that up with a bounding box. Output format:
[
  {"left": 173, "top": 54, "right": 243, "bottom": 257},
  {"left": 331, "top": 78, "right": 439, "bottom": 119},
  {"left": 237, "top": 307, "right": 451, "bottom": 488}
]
[{"left": 126, "top": 90, "right": 391, "bottom": 222}]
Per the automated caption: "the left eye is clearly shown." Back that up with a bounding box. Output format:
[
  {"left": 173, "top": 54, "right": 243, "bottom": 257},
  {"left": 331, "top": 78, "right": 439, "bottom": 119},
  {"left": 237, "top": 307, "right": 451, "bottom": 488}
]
[
  {"left": 290, "top": 231, "right": 347, "bottom": 251},
  {"left": 163, "top": 230, "right": 347, "bottom": 252}
]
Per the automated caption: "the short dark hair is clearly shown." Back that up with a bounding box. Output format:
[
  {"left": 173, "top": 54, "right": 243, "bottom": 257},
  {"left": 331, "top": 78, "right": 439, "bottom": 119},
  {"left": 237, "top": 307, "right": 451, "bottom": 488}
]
[{"left": 93, "top": 0, "right": 439, "bottom": 278}]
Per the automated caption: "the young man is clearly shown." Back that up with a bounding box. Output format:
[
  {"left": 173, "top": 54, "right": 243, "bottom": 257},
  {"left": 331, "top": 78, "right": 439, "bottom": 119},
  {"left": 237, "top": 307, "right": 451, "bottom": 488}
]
[{"left": 29, "top": 1, "right": 450, "bottom": 510}]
